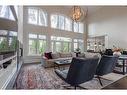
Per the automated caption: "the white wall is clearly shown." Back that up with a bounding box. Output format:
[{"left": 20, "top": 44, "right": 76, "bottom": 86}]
[
  {"left": 23, "top": 6, "right": 86, "bottom": 63},
  {"left": 88, "top": 7, "right": 127, "bottom": 49}
]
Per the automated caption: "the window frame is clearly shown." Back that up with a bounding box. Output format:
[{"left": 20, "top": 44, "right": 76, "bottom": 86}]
[
  {"left": 73, "top": 22, "right": 84, "bottom": 33},
  {"left": 28, "top": 33, "right": 47, "bottom": 55},
  {"left": 28, "top": 7, "right": 48, "bottom": 26},
  {"left": 74, "top": 39, "right": 84, "bottom": 52},
  {"left": 51, "top": 14, "right": 73, "bottom": 31},
  {"left": 0, "top": 6, "right": 15, "bottom": 21},
  {"left": 51, "top": 36, "right": 72, "bottom": 52}
]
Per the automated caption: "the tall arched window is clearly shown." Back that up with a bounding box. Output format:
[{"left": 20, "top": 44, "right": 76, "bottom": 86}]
[
  {"left": 51, "top": 14, "right": 84, "bottom": 33},
  {"left": 28, "top": 8, "right": 48, "bottom": 26},
  {"left": 74, "top": 22, "right": 84, "bottom": 33},
  {"left": 0, "top": 6, "right": 15, "bottom": 20},
  {"left": 51, "top": 14, "right": 72, "bottom": 31},
  {"left": 65, "top": 17, "right": 72, "bottom": 31},
  {"left": 51, "top": 14, "right": 64, "bottom": 30}
]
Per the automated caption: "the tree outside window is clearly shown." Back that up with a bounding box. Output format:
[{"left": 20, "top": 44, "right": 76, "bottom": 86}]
[
  {"left": 0, "top": 30, "right": 17, "bottom": 53},
  {"left": 28, "top": 34, "right": 46, "bottom": 55},
  {"left": 51, "top": 36, "right": 72, "bottom": 52}
]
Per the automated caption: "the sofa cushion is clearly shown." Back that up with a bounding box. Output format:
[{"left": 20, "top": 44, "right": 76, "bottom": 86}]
[
  {"left": 51, "top": 53, "right": 60, "bottom": 59},
  {"left": 60, "top": 53, "right": 72, "bottom": 58},
  {"left": 44, "top": 52, "right": 52, "bottom": 59},
  {"left": 78, "top": 53, "right": 85, "bottom": 58}
]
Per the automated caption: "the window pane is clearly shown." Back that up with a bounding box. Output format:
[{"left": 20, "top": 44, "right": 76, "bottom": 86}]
[
  {"left": 63, "top": 42, "right": 69, "bottom": 52},
  {"left": 74, "top": 39, "right": 78, "bottom": 42},
  {"left": 8, "top": 7, "right": 15, "bottom": 20},
  {"left": 29, "top": 39, "right": 37, "bottom": 54},
  {"left": 39, "top": 35, "right": 46, "bottom": 39},
  {"left": 51, "top": 15, "right": 59, "bottom": 29},
  {"left": 65, "top": 18, "right": 72, "bottom": 31},
  {"left": 63, "top": 42, "right": 71, "bottom": 52},
  {"left": 0, "top": 37, "right": 8, "bottom": 52},
  {"left": 59, "top": 15, "right": 65, "bottom": 30},
  {"left": 78, "top": 39, "right": 83, "bottom": 43},
  {"left": 74, "top": 43, "right": 78, "bottom": 51},
  {"left": 51, "top": 42, "right": 54, "bottom": 52},
  {"left": 28, "top": 8, "right": 38, "bottom": 25},
  {"left": 14, "top": 6, "right": 18, "bottom": 18},
  {"left": 9, "top": 37, "right": 17, "bottom": 51},
  {"left": 0, "top": 30, "right": 7, "bottom": 35},
  {"left": 39, "top": 40, "right": 46, "bottom": 54},
  {"left": 79, "top": 41, "right": 84, "bottom": 52},
  {"left": 9, "top": 31, "right": 17, "bottom": 36},
  {"left": 39, "top": 10, "right": 47, "bottom": 26},
  {"left": 29, "top": 34, "right": 37, "bottom": 39},
  {"left": 0, "top": 6, "right": 8, "bottom": 18},
  {"left": 74, "top": 39, "right": 84, "bottom": 52},
  {"left": 69, "top": 43, "right": 71, "bottom": 52},
  {"left": 56, "top": 42, "right": 61, "bottom": 52},
  {"left": 74, "top": 22, "right": 78, "bottom": 32},
  {"left": 0, "top": 6, "right": 15, "bottom": 20},
  {"left": 79, "top": 39, "right": 84, "bottom": 52},
  {"left": 79, "top": 23, "right": 84, "bottom": 33},
  {"left": 51, "top": 36, "right": 57, "bottom": 41}
]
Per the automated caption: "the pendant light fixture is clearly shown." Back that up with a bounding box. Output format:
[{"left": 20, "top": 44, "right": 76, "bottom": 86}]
[{"left": 70, "top": 6, "right": 87, "bottom": 22}]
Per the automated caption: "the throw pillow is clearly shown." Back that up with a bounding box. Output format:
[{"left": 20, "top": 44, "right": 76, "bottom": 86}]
[
  {"left": 78, "top": 53, "right": 85, "bottom": 58},
  {"left": 60, "top": 53, "right": 72, "bottom": 58},
  {"left": 44, "top": 52, "right": 52, "bottom": 59}
]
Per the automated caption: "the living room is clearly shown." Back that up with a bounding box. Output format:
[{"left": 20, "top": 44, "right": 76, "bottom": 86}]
[{"left": 1, "top": 4, "right": 127, "bottom": 91}]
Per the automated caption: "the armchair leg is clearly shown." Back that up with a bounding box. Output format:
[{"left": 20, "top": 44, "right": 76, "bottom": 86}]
[
  {"left": 62, "top": 85, "right": 74, "bottom": 89},
  {"left": 74, "top": 86, "right": 77, "bottom": 89},
  {"left": 98, "top": 76, "right": 103, "bottom": 86}
]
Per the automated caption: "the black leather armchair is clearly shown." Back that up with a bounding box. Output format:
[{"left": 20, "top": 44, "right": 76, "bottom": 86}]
[
  {"left": 104, "top": 49, "right": 113, "bottom": 56},
  {"left": 55, "top": 57, "right": 99, "bottom": 89},
  {"left": 96, "top": 55, "right": 118, "bottom": 86}
]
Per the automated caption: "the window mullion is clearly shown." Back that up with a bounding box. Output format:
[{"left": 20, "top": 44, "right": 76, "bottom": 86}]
[
  {"left": 36, "top": 35, "right": 39, "bottom": 54},
  {"left": 58, "top": 15, "right": 60, "bottom": 29},
  {"left": 64, "top": 17, "right": 65, "bottom": 30},
  {"left": 61, "top": 41, "right": 63, "bottom": 52},
  {"left": 54, "top": 41, "right": 56, "bottom": 52},
  {"left": 68, "top": 42, "right": 70, "bottom": 52},
  {"left": 37, "top": 9, "right": 39, "bottom": 25},
  {"left": 78, "top": 22, "right": 79, "bottom": 33},
  {"left": 7, "top": 31, "right": 9, "bottom": 48}
]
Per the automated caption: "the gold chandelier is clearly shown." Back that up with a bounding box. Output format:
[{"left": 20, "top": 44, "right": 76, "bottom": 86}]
[{"left": 71, "top": 6, "right": 87, "bottom": 22}]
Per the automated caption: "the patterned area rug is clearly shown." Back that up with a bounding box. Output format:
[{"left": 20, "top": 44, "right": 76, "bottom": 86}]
[{"left": 14, "top": 64, "right": 125, "bottom": 89}]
